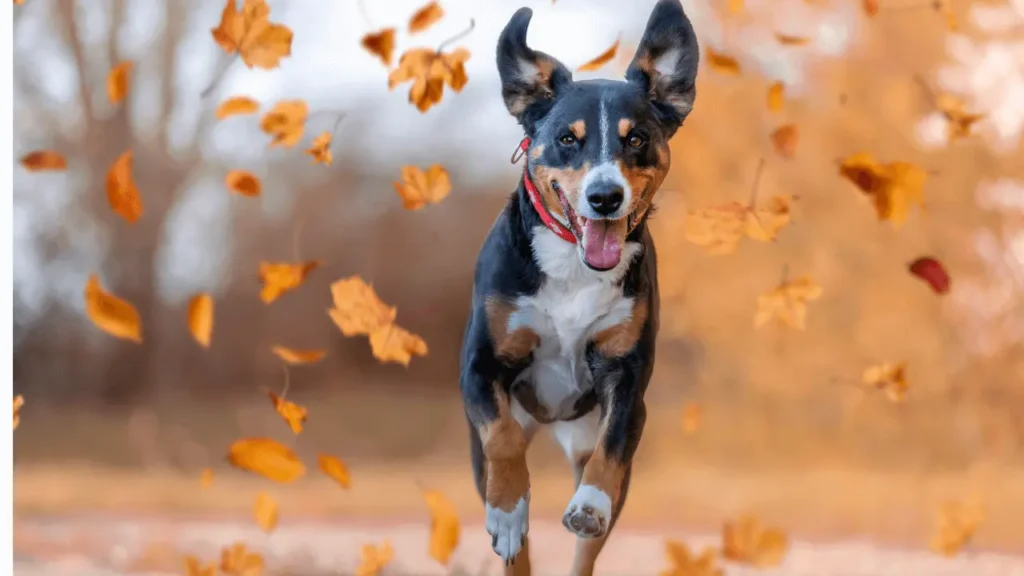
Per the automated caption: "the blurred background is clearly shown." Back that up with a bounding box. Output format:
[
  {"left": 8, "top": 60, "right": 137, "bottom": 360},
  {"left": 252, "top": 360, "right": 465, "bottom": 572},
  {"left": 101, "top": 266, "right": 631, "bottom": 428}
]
[{"left": 11, "top": 0, "right": 1024, "bottom": 573}]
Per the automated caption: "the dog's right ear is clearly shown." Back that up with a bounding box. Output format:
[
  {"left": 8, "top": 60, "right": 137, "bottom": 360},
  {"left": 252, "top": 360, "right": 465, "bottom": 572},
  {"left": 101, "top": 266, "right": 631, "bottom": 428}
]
[{"left": 496, "top": 8, "right": 573, "bottom": 131}]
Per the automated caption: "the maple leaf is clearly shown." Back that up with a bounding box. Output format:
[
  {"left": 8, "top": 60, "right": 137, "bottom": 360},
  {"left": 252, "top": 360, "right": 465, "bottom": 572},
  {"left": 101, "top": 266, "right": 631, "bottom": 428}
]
[
  {"left": 930, "top": 498, "right": 985, "bottom": 557},
  {"left": 908, "top": 256, "right": 951, "bottom": 294},
  {"left": 318, "top": 453, "right": 351, "bottom": 489},
  {"left": 685, "top": 186, "right": 795, "bottom": 255},
  {"left": 769, "top": 124, "right": 799, "bottom": 158},
  {"left": 754, "top": 274, "right": 823, "bottom": 331},
  {"left": 355, "top": 541, "right": 394, "bottom": 576},
  {"left": 722, "top": 515, "right": 788, "bottom": 567},
  {"left": 660, "top": 540, "right": 723, "bottom": 576},
  {"left": 774, "top": 33, "right": 811, "bottom": 46},
  {"left": 706, "top": 47, "right": 740, "bottom": 75},
  {"left": 681, "top": 402, "right": 701, "bottom": 435},
  {"left": 305, "top": 132, "right": 333, "bottom": 166},
  {"left": 84, "top": 274, "right": 142, "bottom": 343},
  {"left": 369, "top": 324, "right": 429, "bottom": 368},
  {"left": 219, "top": 542, "right": 265, "bottom": 576},
  {"left": 253, "top": 492, "right": 279, "bottom": 533},
  {"left": 361, "top": 28, "right": 397, "bottom": 67},
  {"left": 267, "top": 390, "right": 308, "bottom": 434},
  {"left": 862, "top": 361, "right": 909, "bottom": 402},
  {"left": 226, "top": 437, "right": 306, "bottom": 483},
  {"left": 271, "top": 346, "right": 325, "bottom": 365},
  {"left": 106, "top": 150, "right": 143, "bottom": 223},
  {"left": 216, "top": 96, "right": 261, "bottom": 119},
  {"left": 393, "top": 164, "right": 451, "bottom": 210},
  {"left": 20, "top": 150, "right": 67, "bottom": 172},
  {"left": 187, "top": 293, "right": 214, "bottom": 348},
  {"left": 577, "top": 37, "right": 621, "bottom": 72},
  {"left": 259, "top": 100, "right": 308, "bottom": 147},
  {"left": 200, "top": 467, "right": 214, "bottom": 489},
  {"left": 838, "top": 153, "right": 927, "bottom": 229},
  {"left": 184, "top": 555, "right": 218, "bottom": 576},
  {"left": 423, "top": 489, "right": 460, "bottom": 566},
  {"left": 210, "top": 0, "right": 293, "bottom": 69},
  {"left": 935, "top": 93, "right": 984, "bottom": 142},
  {"left": 258, "top": 260, "right": 320, "bottom": 304},
  {"left": 389, "top": 30, "right": 472, "bottom": 114},
  {"left": 13, "top": 395, "right": 24, "bottom": 431},
  {"left": 106, "top": 61, "right": 133, "bottom": 104},
  {"left": 409, "top": 1, "right": 445, "bottom": 34},
  {"left": 766, "top": 82, "right": 784, "bottom": 112},
  {"left": 327, "top": 276, "right": 429, "bottom": 367},
  {"left": 225, "top": 170, "right": 262, "bottom": 197}
]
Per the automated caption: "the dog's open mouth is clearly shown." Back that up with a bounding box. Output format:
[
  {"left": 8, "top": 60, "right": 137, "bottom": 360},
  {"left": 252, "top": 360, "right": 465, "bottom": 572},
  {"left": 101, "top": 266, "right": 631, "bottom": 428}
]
[{"left": 552, "top": 182, "right": 628, "bottom": 271}]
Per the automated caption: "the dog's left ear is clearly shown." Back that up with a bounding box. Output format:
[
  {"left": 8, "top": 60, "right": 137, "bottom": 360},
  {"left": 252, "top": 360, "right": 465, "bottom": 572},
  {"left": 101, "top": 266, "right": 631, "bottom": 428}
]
[
  {"left": 626, "top": 0, "right": 700, "bottom": 133},
  {"left": 497, "top": 7, "right": 574, "bottom": 131}
]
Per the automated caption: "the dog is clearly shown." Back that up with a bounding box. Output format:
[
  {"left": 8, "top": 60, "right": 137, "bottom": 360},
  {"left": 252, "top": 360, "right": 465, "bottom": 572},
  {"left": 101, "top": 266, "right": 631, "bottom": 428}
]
[{"left": 459, "top": 1, "right": 699, "bottom": 574}]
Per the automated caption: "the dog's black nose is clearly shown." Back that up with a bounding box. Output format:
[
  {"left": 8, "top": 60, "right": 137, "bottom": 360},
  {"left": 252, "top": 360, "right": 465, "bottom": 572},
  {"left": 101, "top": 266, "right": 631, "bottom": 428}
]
[{"left": 586, "top": 182, "right": 624, "bottom": 216}]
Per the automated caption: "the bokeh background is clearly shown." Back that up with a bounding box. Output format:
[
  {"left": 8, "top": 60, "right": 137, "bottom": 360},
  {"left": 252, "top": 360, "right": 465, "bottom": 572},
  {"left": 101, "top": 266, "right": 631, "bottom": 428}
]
[{"left": 12, "top": 0, "right": 1024, "bottom": 574}]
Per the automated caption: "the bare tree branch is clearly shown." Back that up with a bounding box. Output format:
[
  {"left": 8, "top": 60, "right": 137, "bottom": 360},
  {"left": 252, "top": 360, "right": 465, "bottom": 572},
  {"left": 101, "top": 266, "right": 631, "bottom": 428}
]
[
  {"left": 55, "top": 1, "right": 94, "bottom": 126},
  {"left": 156, "top": 0, "right": 187, "bottom": 156}
]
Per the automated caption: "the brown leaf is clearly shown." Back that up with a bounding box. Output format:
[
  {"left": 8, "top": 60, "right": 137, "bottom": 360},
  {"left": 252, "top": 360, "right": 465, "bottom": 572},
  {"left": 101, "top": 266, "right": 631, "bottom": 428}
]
[
  {"left": 327, "top": 276, "right": 398, "bottom": 336},
  {"left": 362, "top": 28, "right": 397, "bottom": 67},
  {"left": 259, "top": 261, "right": 320, "bottom": 304},
  {"left": 259, "top": 100, "right": 308, "bottom": 147},
  {"left": 769, "top": 124, "right": 799, "bottom": 158},
  {"left": 187, "top": 293, "right": 214, "bottom": 348},
  {"left": 200, "top": 468, "right": 214, "bottom": 488},
  {"left": 908, "top": 256, "right": 951, "bottom": 295},
  {"left": 393, "top": 164, "right": 451, "bottom": 210},
  {"left": 318, "top": 453, "right": 351, "bottom": 489},
  {"left": 225, "top": 170, "right": 262, "bottom": 197},
  {"left": 13, "top": 395, "right": 24, "bottom": 431},
  {"left": 216, "top": 96, "right": 261, "bottom": 119},
  {"left": 577, "top": 37, "right": 621, "bottom": 72},
  {"left": 355, "top": 541, "right": 394, "bottom": 576},
  {"left": 84, "top": 274, "right": 143, "bottom": 343},
  {"left": 271, "top": 346, "right": 326, "bottom": 365},
  {"left": 388, "top": 47, "right": 472, "bottom": 113},
  {"left": 369, "top": 324, "right": 429, "bottom": 367},
  {"left": 774, "top": 33, "right": 811, "bottom": 46},
  {"left": 267, "top": 391, "right": 308, "bottom": 434},
  {"left": 226, "top": 437, "right": 306, "bottom": 483},
  {"left": 219, "top": 542, "right": 265, "bottom": 576},
  {"left": 722, "top": 515, "right": 789, "bottom": 567},
  {"left": 211, "top": 0, "right": 293, "bottom": 69},
  {"left": 681, "top": 402, "right": 701, "bottom": 435},
  {"left": 184, "top": 556, "right": 218, "bottom": 576},
  {"left": 106, "top": 150, "right": 143, "bottom": 223},
  {"left": 862, "top": 362, "right": 909, "bottom": 402},
  {"left": 838, "top": 152, "right": 927, "bottom": 229},
  {"left": 766, "top": 82, "right": 784, "bottom": 112},
  {"left": 706, "top": 47, "right": 741, "bottom": 75},
  {"left": 20, "top": 150, "right": 67, "bottom": 172},
  {"left": 305, "top": 132, "right": 333, "bottom": 166},
  {"left": 661, "top": 539, "right": 723, "bottom": 576},
  {"left": 424, "top": 489, "right": 460, "bottom": 566},
  {"left": 253, "top": 492, "right": 279, "bottom": 533},
  {"left": 408, "top": 1, "right": 445, "bottom": 34},
  {"left": 936, "top": 94, "right": 984, "bottom": 142},
  {"left": 106, "top": 61, "right": 133, "bottom": 104},
  {"left": 754, "top": 275, "right": 823, "bottom": 331}
]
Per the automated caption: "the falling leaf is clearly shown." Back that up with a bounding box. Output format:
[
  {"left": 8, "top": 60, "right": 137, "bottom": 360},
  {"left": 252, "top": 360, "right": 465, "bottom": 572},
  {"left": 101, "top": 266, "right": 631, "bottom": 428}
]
[
  {"left": 393, "top": 164, "right": 452, "bottom": 210},
  {"left": 930, "top": 498, "right": 985, "bottom": 557},
  {"left": 388, "top": 46, "right": 472, "bottom": 113},
  {"left": 766, "top": 82, "right": 784, "bottom": 112},
  {"left": 106, "top": 150, "right": 143, "bottom": 223},
  {"left": 84, "top": 275, "right": 143, "bottom": 343},
  {"left": 408, "top": 1, "right": 445, "bottom": 34},
  {"left": 774, "top": 33, "right": 811, "bottom": 46},
  {"left": 361, "top": 28, "right": 397, "bottom": 67},
  {"left": 13, "top": 395, "right": 24, "bottom": 430},
  {"left": 305, "top": 132, "right": 333, "bottom": 166},
  {"left": 722, "top": 515, "right": 789, "bottom": 567},
  {"left": 838, "top": 152, "right": 927, "bottom": 229},
  {"left": 187, "top": 293, "right": 214, "bottom": 348},
  {"left": 769, "top": 124, "right": 799, "bottom": 158},
  {"left": 685, "top": 195, "right": 795, "bottom": 254},
  {"left": 660, "top": 540, "right": 723, "bottom": 576},
  {"left": 423, "top": 489, "right": 460, "bottom": 566},
  {"left": 862, "top": 0, "right": 879, "bottom": 16},
  {"left": 706, "top": 47, "right": 741, "bottom": 75},
  {"left": 271, "top": 346, "right": 326, "bottom": 365},
  {"left": 210, "top": 0, "right": 293, "bottom": 69},
  {"left": 106, "top": 61, "right": 133, "bottom": 104},
  {"left": 20, "top": 150, "right": 67, "bottom": 172},
  {"left": 184, "top": 556, "right": 218, "bottom": 576},
  {"left": 318, "top": 454, "right": 351, "bottom": 488},
  {"left": 754, "top": 275, "right": 823, "bottom": 331},
  {"left": 259, "top": 100, "right": 308, "bottom": 147},
  {"left": 727, "top": 0, "right": 744, "bottom": 15},
  {"left": 200, "top": 468, "right": 214, "bottom": 488},
  {"left": 862, "top": 362, "right": 909, "bottom": 402},
  {"left": 369, "top": 324, "right": 429, "bottom": 367},
  {"left": 933, "top": 0, "right": 958, "bottom": 30},
  {"left": 681, "top": 402, "right": 701, "bottom": 435},
  {"left": 355, "top": 541, "right": 394, "bottom": 576},
  {"left": 577, "top": 37, "right": 621, "bottom": 72},
  {"left": 327, "top": 277, "right": 398, "bottom": 336},
  {"left": 259, "top": 260, "right": 320, "bottom": 304},
  {"left": 226, "top": 437, "right": 306, "bottom": 483},
  {"left": 908, "top": 256, "right": 951, "bottom": 294},
  {"left": 219, "top": 542, "right": 265, "bottom": 576},
  {"left": 225, "top": 170, "right": 262, "bottom": 197},
  {"left": 267, "top": 391, "right": 308, "bottom": 434},
  {"left": 935, "top": 94, "right": 984, "bottom": 142},
  {"left": 216, "top": 96, "right": 261, "bottom": 119},
  {"left": 253, "top": 492, "right": 279, "bottom": 533}
]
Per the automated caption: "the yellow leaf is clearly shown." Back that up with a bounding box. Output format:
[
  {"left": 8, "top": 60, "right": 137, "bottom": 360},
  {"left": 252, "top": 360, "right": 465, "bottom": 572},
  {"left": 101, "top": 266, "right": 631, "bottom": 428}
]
[
  {"left": 838, "top": 152, "right": 927, "bottom": 229},
  {"left": 216, "top": 96, "right": 261, "bottom": 120},
  {"left": 930, "top": 498, "right": 985, "bottom": 557},
  {"left": 259, "top": 260, "right": 320, "bottom": 304},
  {"left": 106, "top": 150, "right": 143, "bottom": 223},
  {"left": 681, "top": 402, "right": 701, "bottom": 435},
  {"left": 722, "top": 515, "right": 789, "bottom": 567},
  {"left": 936, "top": 94, "right": 984, "bottom": 142},
  {"left": 259, "top": 100, "right": 308, "bottom": 148},
  {"left": 225, "top": 170, "right": 261, "bottom": 197},
  {"left": 13, "top": 395, "right": 24, "bottom": 431},
  {"left": 84, "top": 274, "right": 143, "bottom": 343},
  {"left": 210, "top": 0, "right": 293, "bottom": 69},
  {"left": 318, "top": 453, "right": 351, "bottom": 489},
  {"left": 226, "top": 437, "right": 306, "bottom": 483},
  {"left": 187, "top": 293, "right": 214, "bottom": 348},
  {"left": 862, "top": 361, "right": 909, "bottom": 402},
  {"left": 200, "top": 467, "right": 214, "bottom": 488},
  {"left": 253, "top": 492, "right": 279, "bottom": 533},
  {"left": 706, "top": 47, "right": 741, "bottom": 75},
  {"left": 355, "top": 541, "right": 394, "bottom": 576},
  {"left": 106, "top": 61, "right": 133, "bottom": 104},
  {"left": 219, "top": 542, "right": 265, "bottom": 576},
  {"left": 743, "top": 194, "right": 793, "bottom": 242},
  {"left": 753, "top": 275, "right": 823, "bottom": 331},
  {"left": 20, "top": 150, "right": 67, "bottom": 172},
  {"left": 305, "top": 132, "right": 333, "bottom": 166},
  {"left": 423, "top": 489, "right": 460, "bottom": 566},
  {"left": 369, "top": 324, "right": 429, "bottom": 367},
  {"left": 271, "top": 346, "right": 325, "bottom": 365},
  {"left": 183, "top": 555, "right": 218, "bottom": 576},
  {"left": 766, "top": 81, "right": 784, "bottom": 112},
  {"left": 774, "top": 33, "right": 811, "bottom": 46},
  {"left": 393, "top": 164, "right": 451, "bottom": 210},
  {"left": 361, "top": 28, "right": 397, "bottom": 67},
  {"left": 577, "top": 37, "right": 621, "bottom": 72},
  {"left": 769, "top": 124, "right": 799, "bottom": 158},
  {"left": 684, "top": 195, "right": 794, "bottom": 254},
  {"left": 388, "top": 46, "right": 472, "bottom": 113},
  {"left": 727, "top": 0, "right": 744, "bottom": 15},
  {"left": 327, "top": 276, "right": 398, "bottom": 336},
  {"left": 660, "top": 539, "right": 723, "bottom": 576},
  {"left": 408, "top": 1, "right": 445, "bottom": 34},
  {"left": 267, "top": 391, "right": 308, "bottom": 434}
]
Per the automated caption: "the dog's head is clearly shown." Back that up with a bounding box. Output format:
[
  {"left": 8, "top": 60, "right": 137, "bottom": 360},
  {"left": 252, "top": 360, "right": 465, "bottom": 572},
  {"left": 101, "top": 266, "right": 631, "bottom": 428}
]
[{"left": 498, "top": 0, "right": 699, "bottom": 271}]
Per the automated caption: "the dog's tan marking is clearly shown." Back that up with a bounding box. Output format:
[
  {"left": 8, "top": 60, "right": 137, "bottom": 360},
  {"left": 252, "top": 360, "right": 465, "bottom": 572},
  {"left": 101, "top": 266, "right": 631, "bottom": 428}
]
[
  {"left": 568, "top": 415, "right": 626, "bottom": 576},
  {"left": 479, "top": 382, "right": 530, "bottom": 512},
  {"left": 532, "top": 163, "right": 590, "bottom": 221},
  {"left": 506, "top": 56, "right": 559, "bottom": 116},
  {"left": 530, "top": 144, "right": 545, "bottom": 160},
  {"left": 486, "top": 297, "right": 540, "bottom": 361},
  {"left": 592, "top": 298, "right": 648, "bottom": 357},
  {"left": 617, "top": 118, "right": 634, "bottom": 138},
  {"left": 570, "top": 120, "right": 586, "bottom": 140}
]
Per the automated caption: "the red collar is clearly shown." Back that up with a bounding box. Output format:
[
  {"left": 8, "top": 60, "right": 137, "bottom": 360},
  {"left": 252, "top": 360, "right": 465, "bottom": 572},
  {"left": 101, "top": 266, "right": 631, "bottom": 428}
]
[{"left": 518, "top": 137, "right": 578, "bottom": 244}]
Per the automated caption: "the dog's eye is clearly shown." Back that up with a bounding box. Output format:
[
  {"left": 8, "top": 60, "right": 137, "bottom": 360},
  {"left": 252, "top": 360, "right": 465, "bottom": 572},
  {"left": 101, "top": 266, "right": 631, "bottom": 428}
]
[
  {"left": 627, "top": 134, "right": 646, "bottom": 149},
  {"left": 558, "top": 134, "right": 577, "bottom": 146}
]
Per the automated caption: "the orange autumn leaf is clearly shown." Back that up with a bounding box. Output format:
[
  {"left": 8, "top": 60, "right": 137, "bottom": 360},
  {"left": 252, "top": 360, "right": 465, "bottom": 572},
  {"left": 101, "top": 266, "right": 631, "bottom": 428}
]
[
  {"left": 727, "top": 0, "right": 744, "bottom": 15},
  {"left": 84, "top": 274, "right": 142, "bottom": 343},
  {"left": 862, "top": 361, "right": 909, "bottom": 402},
  {"left": 13, "top": 395, "right": 24, "bottom": 431},
  {"left": 305, "top": 132, "right": 333, "bottom": 166},
  {"left": 318, "top": 453, "right": 351, "bottom": 489},
  {"left": 267, "top": 391, "right": 308, "bottom": 434},
  {"left": 210, "top": 0, "right": 293, "bottom": 69},
  {"left": 423, "top": 489, "right": 461, "bottom": 566},
  {"left": 20, "top": 150, "right": 67, "bottom": 172},
  {"left": 106, "top": 61, "right": 133, "bottom": 104},
  {"left": 660, "top": 539, "right": 723, "bottom": 576},
  {"left": 219, "top": 542, "right": 265, "bottom": 576},
  {"left": 225, "top": 170, "right": 261, "bottom": 197},
  {"left": 577, "top": 37, "right": 621, "bottom": 72},
  {"left": 259, "top": 260, "right": 320, "bottom": 304},
  {"left": 253, "top": 492, "right": 279, "bottom": 533},
  {"left": 685, "top": 195, "right": 795, "bottom": 254},
  {"left": 355, "top": 541, "right": 394, "bottom": 576},
  {"left": 766, "top": 82, "right": 784, "bottom": 112},
  {"left": 935, "top": 93, "right": 985, "bottom": 142},
  {"left": 187, "top": 293, "right": 214, "bottom": 348},
  {"left": 706, "top": 47, "right": 740, "bottom": 75},
  {"left": 200, "top": 467, "right": 214, "bottom": 488},
  {"left": 754, "top": 275, "right": 823, "bottom": 331},
  {"left": 930, "top": 498, "right": 985, "bottom": 557},
  {"left": 216, "top": 96, "right": 261, "bottom": 120},
  {"left": 393, "top": 164, "right": 451, "bottom": 210},
  {"left": 271, "top": 346, "right": 325, "bottom": 365},
  {"left": 774, "top": 33, "right": 811, "bottom": 46},
  {"left": 327, "top": 276, "right": 397, "bottom": 336},
  {"left": 369, "top": 323, "right": 429, "bottom": 368},
  {"left": 838, "top": 152, "right": 927, "bottom": 229},
  {"left": 184, "top": 556, "right": 218, "bottom": 576},
  {"left": 259, "top": 100, "right": 308, "bottom": 148},
  {"left": 722, "top": 515, "right": 789, "bottom": 567},
  {"left": 863, "top": 0, "right": 879, "bottom": 16},
  {"left": 361, "top": 28, "right": 397, "bottom": 67},
  {"left": 408, "top": 1, "right": 445, "bottom": 34},
  {"left": 769, "top": 124, "right": 799, "bottom": 158},
  {"left": 106, "top": 150, "right": 143, "bottom": 223},
  {"left": 226, "top": 437, "right": 306, "bottom": 483},
  {"left": 681, "top": 402, "right": 701, "bottom": 435},
  {"left": 388, "top": 46, "right": 472, "bottom": 113}
]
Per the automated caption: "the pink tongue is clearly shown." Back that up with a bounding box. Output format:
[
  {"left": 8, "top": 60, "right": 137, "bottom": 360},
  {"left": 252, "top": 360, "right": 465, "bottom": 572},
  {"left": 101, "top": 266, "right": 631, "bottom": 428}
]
[{"left": 583, "top": 219, "right": 623, "bottom": 270}]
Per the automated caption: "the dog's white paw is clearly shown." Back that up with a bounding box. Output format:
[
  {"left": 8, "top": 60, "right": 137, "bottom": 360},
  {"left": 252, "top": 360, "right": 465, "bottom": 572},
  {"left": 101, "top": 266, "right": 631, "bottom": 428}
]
[
  {"left": 485, "top": 493, "right": 530, "bottom": 564},
  {"left": 562, "top": 484, "right": 612, "bottom": 539}
]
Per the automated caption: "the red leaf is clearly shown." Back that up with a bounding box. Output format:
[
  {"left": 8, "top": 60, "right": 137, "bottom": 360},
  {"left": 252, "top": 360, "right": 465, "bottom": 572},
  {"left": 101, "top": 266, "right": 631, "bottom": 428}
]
[{"left": 908, "top": 257, "right": 951, "bottom": 294}]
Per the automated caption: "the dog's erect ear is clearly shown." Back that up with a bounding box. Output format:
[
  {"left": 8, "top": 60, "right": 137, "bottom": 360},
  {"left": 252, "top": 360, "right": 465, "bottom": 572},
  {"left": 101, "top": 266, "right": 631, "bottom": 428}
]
[
  {"left": 496, "top": 8, "right": 573, "bottom": 131},
  {"left": 626, "top": 0, "right": 700, "bottom": 131}
]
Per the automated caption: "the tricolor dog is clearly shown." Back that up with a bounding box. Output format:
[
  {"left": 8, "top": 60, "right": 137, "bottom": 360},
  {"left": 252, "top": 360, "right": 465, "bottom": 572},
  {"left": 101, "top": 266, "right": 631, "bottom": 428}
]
[{"left": 459, "top": 1, "right": 699, "bottom": 574}]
